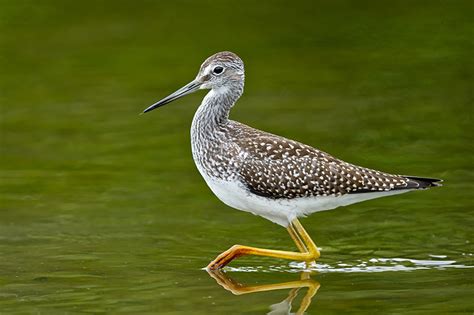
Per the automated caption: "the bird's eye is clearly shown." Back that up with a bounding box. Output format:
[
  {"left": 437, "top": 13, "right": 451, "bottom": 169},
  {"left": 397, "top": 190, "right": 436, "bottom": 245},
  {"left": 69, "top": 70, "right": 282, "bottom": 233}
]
[{"left": 212, "top": 66, "right": 224, "bottom": 75}]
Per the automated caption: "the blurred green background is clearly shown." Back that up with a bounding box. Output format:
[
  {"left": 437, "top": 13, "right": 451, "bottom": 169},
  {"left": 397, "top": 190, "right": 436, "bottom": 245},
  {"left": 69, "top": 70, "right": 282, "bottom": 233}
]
[{"left": 1, "top": 0, "right": 473, "bottom": 313}]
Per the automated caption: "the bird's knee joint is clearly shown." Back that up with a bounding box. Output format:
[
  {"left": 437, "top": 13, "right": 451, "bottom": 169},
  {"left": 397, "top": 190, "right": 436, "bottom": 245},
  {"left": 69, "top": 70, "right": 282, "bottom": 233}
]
[
  {"left": 302, "top": 249, "right": 320, "bottom": 261},
  {"left": 310, "top": 249, "right": 320, "bottom": 259}
]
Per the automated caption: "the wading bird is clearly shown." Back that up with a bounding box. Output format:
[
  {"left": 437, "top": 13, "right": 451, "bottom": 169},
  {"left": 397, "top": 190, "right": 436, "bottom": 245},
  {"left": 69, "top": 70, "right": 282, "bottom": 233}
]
[{"left": 143, "top": 51, "right": 441, "bottom": 270}]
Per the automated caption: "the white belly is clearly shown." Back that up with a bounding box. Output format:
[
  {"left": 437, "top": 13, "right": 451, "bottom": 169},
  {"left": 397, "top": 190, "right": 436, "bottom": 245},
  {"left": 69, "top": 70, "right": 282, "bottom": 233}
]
[{"left": 201, "top": 175, "right": 411, "bottom": 227}]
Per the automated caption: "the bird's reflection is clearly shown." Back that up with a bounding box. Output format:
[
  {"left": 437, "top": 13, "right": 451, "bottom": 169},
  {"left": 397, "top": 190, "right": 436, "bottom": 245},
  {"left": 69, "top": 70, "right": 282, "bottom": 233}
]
[{"left": 207, "top": 269, "right": 320, "bottom": 314}]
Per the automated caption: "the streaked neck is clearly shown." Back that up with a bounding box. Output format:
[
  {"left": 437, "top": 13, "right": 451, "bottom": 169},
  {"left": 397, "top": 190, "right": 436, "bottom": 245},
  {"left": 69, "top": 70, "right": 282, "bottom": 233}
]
[{"left": 192, "top": 84, "right": 243, "bottom": 134}]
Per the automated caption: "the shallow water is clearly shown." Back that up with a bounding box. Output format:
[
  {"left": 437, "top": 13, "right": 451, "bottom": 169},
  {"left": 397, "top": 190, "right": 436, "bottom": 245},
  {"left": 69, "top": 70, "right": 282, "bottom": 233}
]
[{"left": 1, "top": 1, "right": 473, "bottom": 313}]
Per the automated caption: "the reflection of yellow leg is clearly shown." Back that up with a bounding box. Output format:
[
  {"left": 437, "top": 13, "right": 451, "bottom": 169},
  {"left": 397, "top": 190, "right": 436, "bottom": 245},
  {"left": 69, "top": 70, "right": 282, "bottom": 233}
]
[
  {"left": 207, "top": 270, "right": 320, "bottom": 314},
  {"left": 206, "top": 218, "right": 320, "bottom": 270},
  {"left": 207, "top": 269, "right": 319, "bottom": 295},
  {"left": 297, "top": 272, "right": 319, "bottom": 315}
]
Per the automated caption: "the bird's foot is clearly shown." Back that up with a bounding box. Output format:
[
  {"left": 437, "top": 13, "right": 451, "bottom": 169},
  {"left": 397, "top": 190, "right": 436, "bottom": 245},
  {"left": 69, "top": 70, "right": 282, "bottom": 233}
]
[{"left": 206, "top": 245, "right": 245, "bottom": 270}]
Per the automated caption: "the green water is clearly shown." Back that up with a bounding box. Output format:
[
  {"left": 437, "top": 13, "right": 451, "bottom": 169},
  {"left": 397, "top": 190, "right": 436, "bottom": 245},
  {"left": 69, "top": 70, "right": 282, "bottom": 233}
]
[{"left": 1, "top": 1, "right": 473, "bottom": 313}]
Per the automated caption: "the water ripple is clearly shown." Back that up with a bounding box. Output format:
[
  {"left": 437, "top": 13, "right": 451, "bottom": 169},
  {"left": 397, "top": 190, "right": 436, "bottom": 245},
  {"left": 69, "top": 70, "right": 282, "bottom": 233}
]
[{"left": 226, "top": 255, "right": 474, "bottom": 273}]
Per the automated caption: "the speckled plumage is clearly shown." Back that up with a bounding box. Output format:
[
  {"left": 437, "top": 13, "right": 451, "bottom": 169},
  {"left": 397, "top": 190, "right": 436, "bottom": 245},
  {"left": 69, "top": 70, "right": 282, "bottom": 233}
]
[
  {"left": 193, "top": 117, "right": 436, "bottom": 200},
  {"left": 146, "top": 51, "right": 441, "bottom": 226}
]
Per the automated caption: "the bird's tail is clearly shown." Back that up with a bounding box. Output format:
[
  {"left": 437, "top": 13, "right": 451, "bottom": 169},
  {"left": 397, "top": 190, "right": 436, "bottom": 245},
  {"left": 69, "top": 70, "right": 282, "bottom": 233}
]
[{"left": 404, "top": 176, "right": 443, "bottom": 189}]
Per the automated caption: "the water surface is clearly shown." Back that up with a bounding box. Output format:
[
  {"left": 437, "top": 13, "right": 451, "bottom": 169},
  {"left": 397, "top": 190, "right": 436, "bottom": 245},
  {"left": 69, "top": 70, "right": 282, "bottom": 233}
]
[{"left": 1, "top": 1, "right": 473, "bottom": 313}]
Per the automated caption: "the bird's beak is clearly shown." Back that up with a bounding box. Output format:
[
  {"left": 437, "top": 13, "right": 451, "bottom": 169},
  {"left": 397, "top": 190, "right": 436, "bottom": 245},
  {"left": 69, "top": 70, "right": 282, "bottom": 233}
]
[{"left": 143, "top": 80, "right": 202, "bottom": 113}]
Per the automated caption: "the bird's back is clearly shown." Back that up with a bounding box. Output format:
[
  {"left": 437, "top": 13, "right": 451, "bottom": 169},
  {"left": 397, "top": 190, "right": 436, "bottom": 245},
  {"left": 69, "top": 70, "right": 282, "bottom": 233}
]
[{"left": 225, "top": 121, "right": 441, "bottom": 200}]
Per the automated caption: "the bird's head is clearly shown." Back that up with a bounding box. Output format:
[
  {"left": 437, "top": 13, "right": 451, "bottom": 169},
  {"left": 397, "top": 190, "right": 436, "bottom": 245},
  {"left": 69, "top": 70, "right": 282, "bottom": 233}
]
[{"left": 143, "top": 51, "right": 244, "bottom": 113}]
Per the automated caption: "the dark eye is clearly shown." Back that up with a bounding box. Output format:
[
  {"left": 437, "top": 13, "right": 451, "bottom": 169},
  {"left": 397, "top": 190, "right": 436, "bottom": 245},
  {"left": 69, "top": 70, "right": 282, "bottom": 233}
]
[{"left": 212, "top": 66, "right": 224, "bottom": 75}]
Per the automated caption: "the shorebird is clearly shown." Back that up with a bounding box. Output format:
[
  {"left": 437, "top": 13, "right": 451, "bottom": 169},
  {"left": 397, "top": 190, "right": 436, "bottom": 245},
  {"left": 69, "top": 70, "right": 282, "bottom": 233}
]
[{"left": 143, "top": 51, "right": 441, "bottom": 270}]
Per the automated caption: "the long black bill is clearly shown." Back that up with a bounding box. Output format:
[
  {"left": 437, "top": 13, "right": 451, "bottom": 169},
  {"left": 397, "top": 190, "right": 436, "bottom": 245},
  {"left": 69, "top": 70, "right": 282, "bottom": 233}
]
[{"left": 143, "top": 80, "right": 201, "bottom": 113}]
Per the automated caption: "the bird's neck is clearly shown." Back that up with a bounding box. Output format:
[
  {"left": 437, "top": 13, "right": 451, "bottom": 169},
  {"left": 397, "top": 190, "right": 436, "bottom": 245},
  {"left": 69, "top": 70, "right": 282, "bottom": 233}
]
[{"left": 191, "top": 84, "right": 243, "bottom": 135}]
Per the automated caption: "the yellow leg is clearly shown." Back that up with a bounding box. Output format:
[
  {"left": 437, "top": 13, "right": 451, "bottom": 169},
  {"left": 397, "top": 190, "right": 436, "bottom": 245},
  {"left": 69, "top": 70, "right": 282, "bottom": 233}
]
[
  {"left": 287, "top": 224, "right": 307, "bottom": 253},
  {"left": 289, "top": 220, "right": 319, "bottom": 268},
  {"left": 206, "top": 218, "right": 320, "bottom": 270},
  {"left": 292, "top": 218, "right": 320, "bottom": 259}
]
